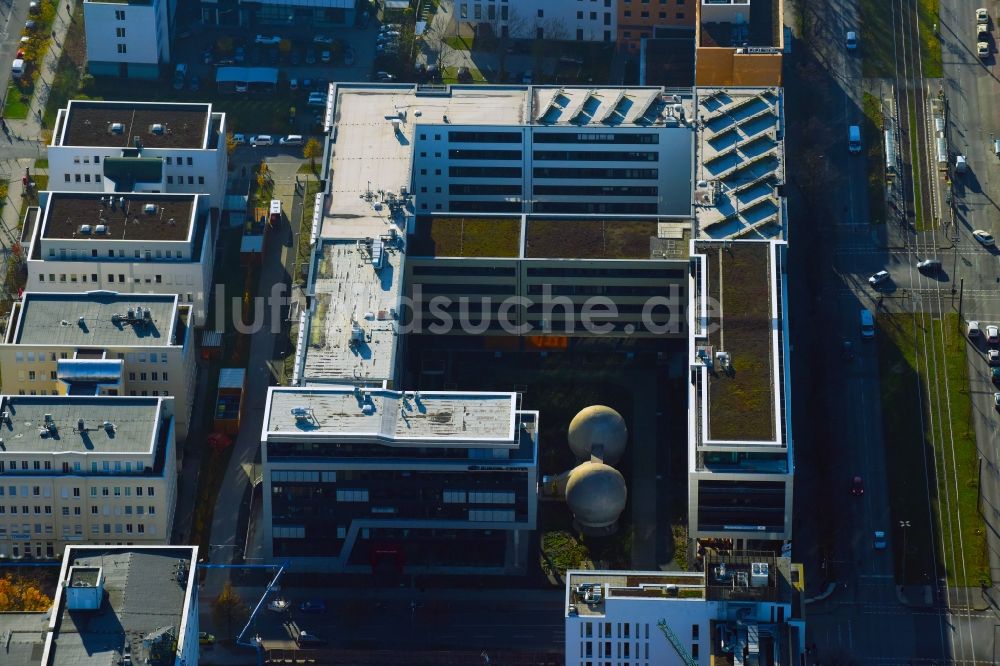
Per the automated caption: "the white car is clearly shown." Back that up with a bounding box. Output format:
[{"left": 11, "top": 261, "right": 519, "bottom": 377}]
[
  {"left": 969, "top": 320, "right": 982, "bottom": 338},
  {"left": 312, "top": 35, "right": 334, "bottom": 44},
  {"left": 846, "top": 31, "right": 858, "bottom": 49},
  {"left": 978, "top": 41, "right": 990, "bottom": 58},
  {"left": 978, "top": 8, "right": 990, "bottom": 24},
  {"left": 994, "top": 392, "right": 1000, "bottom": 410},
  {"left": 267, "top": 597, "right": 290, "bottom": 613},
  {"left": 974, "top": 229, "right": 996, "bottom": 246},
  {"left": 255, "top": 34, "right": 282, "bottom": 45},
  {"left": 868, "top": 270, "right": 891, "bottom": 287},
  {"left": 988, "top": 325, "right": 1000, "bottom": 344},
  {"left": 989, "top": 349, "right": 1000, "bottom": 366},
  {"left": 280, "top": 134, "right": 304, "bottom": 146},
  {"left": 873, "top": 530, "right": 887, "bottom": 550}
]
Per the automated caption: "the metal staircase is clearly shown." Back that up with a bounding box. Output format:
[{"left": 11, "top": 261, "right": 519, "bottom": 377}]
[{"left": 657, "top": 618, "right": 698, "bottom": 666}]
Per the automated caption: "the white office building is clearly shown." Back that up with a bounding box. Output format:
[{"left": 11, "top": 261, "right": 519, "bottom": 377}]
[
  {"left": 0, "top": 395, "right": 176, "bottom": 560},
  {"left": 49, "top": 100, "right": 228, "bottom": 207},
  {"left": 23, "top": 192, "right": 216, "bottom": 326},
  {"left": 456, "top": 0, "right": 616, "bottom": 42},
  {"left": 83, "top": 0, "right": 175, "bottom": 79},
  {"left": 564, "top": 554, "right": 806, "bottom": 666},
  {"left": 0, "top": 291, "right": 196, "bottom": 440}
]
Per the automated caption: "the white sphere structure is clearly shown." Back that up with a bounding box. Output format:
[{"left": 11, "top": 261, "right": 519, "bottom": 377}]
[
  {"left": 565, "top": 461, "right": 628, "bottom": 535},
  {"left": 567, "top": 405, "right": 628, "bottom": 465}
]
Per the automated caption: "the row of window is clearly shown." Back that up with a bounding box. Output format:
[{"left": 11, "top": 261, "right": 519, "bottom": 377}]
[
  {"left": 622, "top": 10, "right": 685, "bottom": 19},
  {"left": 574, "top": 10, "right": 611, "bottom": 24},
  {"left": 620, "top": 0, "right": 686, "bottom": 4},
  {"left": 15, "top": 351, "right": 170, "bottom": 363},
  {"left": 0, "top": 504, "right": 155, "bottom": 516},
  {"left": 15, "top": 388, "right": 170, "bottom": 397},
  {"left": 0, "top": 522, "right": 153, "bottom": 535},
  {"left": 0, "top": 483, "right": 153, "bottom": 495},
  {"left": 62, "top": 174, "right": 205, "bottom": 185},
  {"left": 46, "top": 248, "right": 189, "bottom": 260},
  {"left": 63, "top": 173, "right": 102, "bottom": 184}
]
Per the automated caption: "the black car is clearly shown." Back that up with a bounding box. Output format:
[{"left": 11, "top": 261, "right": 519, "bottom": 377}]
[{"left": 297, "top": 631, "right": 327, "bottom": 648}]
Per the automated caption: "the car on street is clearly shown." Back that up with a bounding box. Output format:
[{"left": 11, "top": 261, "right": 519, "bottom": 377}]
[
  {"left": 989, "top": 349, "right": 1000, "bottom": 366},
  {"left": 217, "top": 57, "right": 236, "bottom": 66},
  {"left": 974, "top": 229, "right": 996, "bottom": 246},
  {"left": 917, "top": 259, "right": 941, "bottom": 272},
  {"left": 868, "top": 270, "right": 890, "bottom": 287},
  {"left": 198, "top": 632, "right": 215, "bottom": 645},
  {"left": 860, "top": 308, "right": 875, "bottom": 339},
  {"left": 988, "top": 325, "right": 999, "bottom": 344},
  {"left": 979, "top": 27, "right": 990, "bottom": 41},
  {"left": 851, "top": 475, "right": 864, "bottom": 496},
  {"left": 978, "top": 8, "right": 990, "bottom": 24},
  {"left": 289, "top": 78, "right": 298, "bottom": 91},
  {"left": 250, "top": 134, "right": 274, "bottom": 147},
  {"left": 873, "top": 530, "right": 887, "bottom": 550},
  {"left": 994, "top": 392, "right": 1000, "bottom": 410},
  {"left": 321, "top": 50, "right": 331, "bottom": 63},
  {"left": 300, "top": 599, "right": 327, "bottom": 613},
  {"left": 234, "top": 81, "right": 248, "bottom": 92},
  {"left": 24, "top": 20, "right": 37, "bottom": 31},
  {"left": 378, "top": 30, "right": 401, "bottom": 41},
  {"left": 380, "top": 23, "right": 402, "bottom": 33},
  {"left": 313, "top": 35, "right": 334, "bottom": 44},
  {"left": 969, "top": 320, "right": 982, "bottom": 338},
  {"left": 267, "top": 597, "right": 290, "bottom": 613},
  {"left": 846, "top": 31, "right": 858, "bottom": 49},
  {"left": 992, "top": 367, "right": 1000, "bottom": 385},
  {"left": 978, "top": 41, "right": 990, "bottom": 59},
  {"left": 308, "top": 92, "right": 326, "bottom": 107},
  {"left": 375, "top": 71, "right": 395, "bottom": 82},
  {"left": 255, "top": 35, "right": 281, "bottom": 45},
  {"left": 15, "top": 48, "right": 25, "bottom": 59},
  {"left": 344, "top": 47, "right": 356, "bottom": 65},
  {"left": 28, "top": 1, "right": 39, "bottom": 13},
  {"left": 297, "top": 631, "right": 327, "bottom": 648}
]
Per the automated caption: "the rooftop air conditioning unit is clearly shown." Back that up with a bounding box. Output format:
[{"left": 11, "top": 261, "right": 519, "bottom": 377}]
[
  {"left": 144, "top": 204, "right": 157, "bottom": 215},
  {"left": 79, "top": 225, "right": 92, "bottom": 234},
  {"left": 151, "top": 123, "right": 165, "bottom": 135},
  {"left": 95, "top": 225, "right": 108, "bottom": 234},
  {"left": 109, "top": 123, "right": 125, "bottom": 134}
]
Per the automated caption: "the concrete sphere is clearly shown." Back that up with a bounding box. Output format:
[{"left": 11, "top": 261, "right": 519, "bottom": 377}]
[
  {"left": 565, "top": 461, "right": 628, "bottom": 530},
  {"left": 567, "top": 405, "right": 628, "bottom": 465}
]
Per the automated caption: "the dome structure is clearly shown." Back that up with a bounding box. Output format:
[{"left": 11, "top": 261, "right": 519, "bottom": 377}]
[
  {"left": 568, "top": 405, "right": 628, "bottom": 465},
  {"left": 565, "top": 461, "right": 628, "bottom": 535}
]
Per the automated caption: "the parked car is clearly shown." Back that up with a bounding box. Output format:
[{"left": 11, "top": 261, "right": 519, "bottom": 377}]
[
  {"left": 522, "top": 69, "right": 534, "bottom": 84},
  {"left": 988, "top": 325, "right": 1000, "bottom": 344},
  {"left": 993, "top": 367, "right": 1000, "bottom": 385},
  {"left": 377, "top": 30, "right": 401, "bottom": 41},
  {"left": 380, "top": 23, "right": 402, "bottom": 33},
  {"left": 234, "top": 82, "right": 248, "bottom": 93},
  {"left": 307, "top": 93, "right": 327, "bottom": 107},
  {"left": 873, "top": 531, "right": 887, "bottom": 550},
  {"left": 850, "top": 475, "right": 864, "bottom": 496},
  {"left": 978, "top": 8, "right": 990, "bottom": 25},
  {"left": 234, "top": 46, "right": 246, "bottom": 63},
  {"left": 994, "top": 392, "right": 1000, "bottom": 409},
  {"left": 28, "top": 1, "right": 39, "bottom": 14},
  {"left": 917, "top": 259, "right": 941, "bottom": 272},
  {"left": 300, "top": 599, "right": 327, "bottom": 613},
  {"left": 344, "top": 47, "right": 356, "bottom": 66},
  {"left": 255, "top": 35, "right": 282, "bottom": 45},
  {"left": 846, "top": 31, "right": 858, "bottom": 49},
  {"left": 289, "top": 78, "right": 299, "bottom": 91},
  {"left": 321, "top": 50, "right": 331, "bottom": 63},
  {"left": 868, "top": 270, "right": 891, "bottom": 287},
  {"left": 198, "top": 632, "right": 215, "bottom": 645},
  {"left": 457, "top": 66, "right": 472, "bottom": 82},
  {"left": 969, "top": 320, "right": 982, "bottom": 338},
  {"left": 250, "top": 134, "right": 274, "bottom": 147},
  {"left": 24, "top": 19, "right": 37, "bottom": 31},
  {"left": 974, "top": 229, "right": 996, "bottom": 246},
  {"left": 313, "top": 34, "right": 334, "bottom": 44},
  {"left": 202, "top": 48, "right": 214, "bottom": 65},
  {"left": 232, "top": 133, "right": 246, "bottom": 145},
  {"left": 978, "top": 41, "right": 990, "bottom": 59},
  {"left": 189, "top": 75, "right": 200, "bottom": 92},
  {"left": 290, "top": 49, "right": 300, "bottom": 65},
  {"left": 375, "top": 71, "right": 395, "bottom": 82},
  {"left": 989, "top": 349, "right": 1000, "bottom": 366},
  {"left": 267, "top": 597, "right": 290, "bottom": 613}
]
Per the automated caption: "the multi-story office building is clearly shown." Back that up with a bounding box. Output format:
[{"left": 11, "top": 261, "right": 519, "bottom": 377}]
[
  {"left": 696, "top": 0, "right": 784, "bottom": 86},
  {"left": 454, "top": 0, "right": 615, "bottom": 41},
  {"left": 0, "top": 395, "right": 176, "bottom": 560},
  {"left": 564, "top": 553, "right": 805, "bottom": 665},
  {"left": 687, "top": 239, "right": 792, "bottom": 544},
  {"left": 198, "top": 0, "right": 356, "bottom": 28},
  {"left": 261, "top": 385, "right": 538, "bottom": 574},
  {"left": 49, "top": 100, "right": 228, "bottom": 207},
  {"left": 23, "top": 192, "right": 216, "bottom": 326},
  {"left": 42, "top": 545, "right": 200, "bottom": 666},
  {"left": 618, "top": 0, "right": 695, "bottom": 52},
  {"left": 0, "top": 291, "right": 196, "bottom": 439},
  {"left": 83, "top": 0, "right": 175, "bottom": 79}
]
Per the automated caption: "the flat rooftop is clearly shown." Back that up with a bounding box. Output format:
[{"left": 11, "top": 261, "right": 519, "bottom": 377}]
[
  {"left": 9, "top": 292, "right": 179, "bottom": 348},
  {"left": 565, "top": 570, "right": 706, "bottom": 617},
  {"left": 699, "top": 0, "right": 781, "bottom": 48},
  {"left": 408, "top": 216, "right": 521, "bottom": 258},
  {"left": 42, "top": 192, "right": 195, "bottom": 242},
  {"left": 0, "top": 395, "right": 163, "bottom": 454},
  {"left": 531, "top": 87, "right": 695, "bottom": 126},
  {"left": 525, "top": 219, "right": 691, "bottom": 260},
  {"left": 695, "top": 87, "right": 784, "bottom": 239},
  {"left": 323, "top": 86, "right": 526, "bottom": 241},
  {"left": 266, "top": 386, "right": 518, "bottom": 444},
  {"left": 301, "top": 240, "right": 403, "bottom": 383},
  {"left": 46, "top": 546, "right": 196, "bottom": 666},
  {"left": 696, "top": 240, "right": 777, "bottom": 442},
  {"left": 58, "top": 100, "right": 212, "bottom": 149}
]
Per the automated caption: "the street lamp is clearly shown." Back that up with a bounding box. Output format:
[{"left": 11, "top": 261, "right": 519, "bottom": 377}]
[{"left": 899, "top": 520, "right": 911, "bottom": 583}]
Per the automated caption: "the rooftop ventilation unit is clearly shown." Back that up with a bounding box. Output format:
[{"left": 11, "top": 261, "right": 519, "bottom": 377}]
[
  {"left": 750, "top": 562, "right": 769, "bottom": 587},
  {"left": 95, "top": 224, "right": 107, "bottom": 234},
  {"left": 109, "top": 123, "right": 125, "bottom": 134},
  {"left": 150, "top": 123, "right": 165, "bottom": 135},
  {"left": 79, "top": 224, "right": 92, "bottom": 234},
  {"left": 144, "top": 204, "right": 157, "bottom": 215},
  {"left": 290, "top": 406, "right": 311, "bottom": 421},
  {"left": 103, "top": 421, "right": 114, "bottom": 433}
]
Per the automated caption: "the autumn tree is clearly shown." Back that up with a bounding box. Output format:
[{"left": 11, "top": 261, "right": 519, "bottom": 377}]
[
  {"left": 212, "top": 581, "right": 248, "bottom": 640},
  {"left": 0, "top": 573, "right": 52, "bottom": 611},
  {"left": 303, "top": 138, "right": 322, "bottom": 174}
]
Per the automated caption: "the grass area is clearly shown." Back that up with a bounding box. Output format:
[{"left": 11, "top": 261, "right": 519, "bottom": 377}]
[
  {"left": 917, "top": 0, "right": 942, "bottom": 78},
  {"left": 862, "top": 92, "right": 886, "bottom": 226},
  {"left": 442, "top": 65, "right": 486, "bottom": 84},
  {"left": 408, "top": 216, "right": 521, "bottom": 258},
  {"left": 443, "top": 34, "right": 474, "bottom": 51},
  {"left": 877, "top": 312, "right": 989, "bottom": 587},
  {"left": 4, "top": 85, "right": 30, "bottom": 119},
  {"left": 19, "top": 175, "right": 48, "bottom": 223},
  {"left": 907, "top": 103, "right": 927, "bottom": 231},
  {"left": 671, "top": 524, "right": 689, "bottom": 571},
  {"left": 295, "top": 179, "right": 322, "bottom": 285},
  {"left": 525, "top": 219, "right": 658, "bottom": 259},
  {"left": 33, "top": 158, "right": 47, "bottom": 170},
  {"left": 42, "top": 0, "right": 86, "bottom": 129}
]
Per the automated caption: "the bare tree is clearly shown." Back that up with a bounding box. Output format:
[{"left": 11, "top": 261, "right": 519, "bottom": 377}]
[{"left": 478, "top": 6, "right": 528, "bottom": 80}]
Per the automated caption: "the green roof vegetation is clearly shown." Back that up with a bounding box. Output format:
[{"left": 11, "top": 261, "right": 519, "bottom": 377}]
[
  {"left": 701, "top": 242, "right": 775, "bottom": 441},
  {"left": 526, "top": 220, "right": 658, "bottom": 259},
  {"left": 407, "top": 216, "right": 521, "bottom": 258}
]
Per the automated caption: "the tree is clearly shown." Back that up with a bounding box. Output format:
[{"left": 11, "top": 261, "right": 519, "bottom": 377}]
[
  {"left": 480, "top": 6, "right": 528, "bottom": 80},
  {"left": 225, "top": 132, "right": 238, "bottom": 156},
  {"left": 212, "top": 581, "right": 248, "bottom": 641},
  {"left": 0, "top": 573, "right": 52, "bottom": 611},
  {"left": 302, "top": 138, "right": 322, "bottom": 174}
]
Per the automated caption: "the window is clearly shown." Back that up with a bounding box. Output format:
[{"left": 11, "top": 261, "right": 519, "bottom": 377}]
[
  {"left": 691, "top": 644, "right": 699, "bottom": 659},
  {"left": 115, "top": 9, "right": 125, "bottom": 19},
  {"left": 577, "top": 28, "right": 583, "bottom": 39},
  {"left": 117, "top": 44, "right": 127, "bottom": 54},
  {"left": 166, "top": 176, "right": 173, "bottom": 184},
  {"left": 64, "top": 174, "right": 70, "bottom": 182},
  {"left": 577, "top": 10, "right": 583, "bottom": 18},
  {"left": 186, "top": 157, "right": 193, "bottom": 166},
  {"left": 624, "top": 10, "right": 631, "bottom": 17},
  {"left": 604, "top": 13, "right": 611, "bottom": 24},
  {"left": 187, "top": 176, "right": 194, "bottom": 185},
  {"left": 75, "top": 174, "right": 81, "bottom": 182},
  {"left": 590, "top": 11, "right": 597, "bottom": 19},
  {"left": 198, "top": 176, "right": 205, "bottom": 185},
  {"left": 116, "top": 27, "right": 125, "bottom": 38},
  {"left": 537, "top": 8, "right": 544, "bottom": 17},
  {"left": 641, "top": 10, "right": 649, "bottom": 17},
  {"left": 166, "top": 157, "right": 172, "bottom": 165},
  {"left": 147, "top": 487, "right": 154, "bottom": 497},
  {"left": 692, "top": 624, "right": 699, "bottom": 639},
  {"left": 91, "top": 506, "right": 98, "bottom": 514},
  {"left": 659, "top": 11, "right": 666, "bottom": 17}
]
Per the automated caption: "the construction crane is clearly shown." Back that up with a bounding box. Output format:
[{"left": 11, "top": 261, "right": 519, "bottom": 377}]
[{"left": 657, "top": 618, "right": 698, "bottom": 666}]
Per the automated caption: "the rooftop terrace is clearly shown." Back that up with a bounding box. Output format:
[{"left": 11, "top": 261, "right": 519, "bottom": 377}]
[
  {"left": 8, "top": 292, "right": 180, "bottom": 348},
  {"left": 695, "top": 87, "right": 784, "bottom": 239},
  {"left": 46, "top": 546, "right": 197, "bottom": 666},
  {"left": 696, "top": 240, "right": 777, "bottom": 442},
  {"left": 42, "top": 192, "right": 196, "bottom": 242},
  {"left": 407, "top": 216, "right": 521, "bottom": 258},
  {"left": 0, "top": 395, "right": 164, "bottom": 454},
  {"left": 58, "top": 101, "right": 211, "bottom": 150},
  {"left": 699, "top": 0, "right": 781, "bottom": 48},
  {"left": 301, "top": 240, "right": 403, "bottom": 384},
  {"left": 525, "top": 219, "right": 690, "bottom": 260},
  {"left": 565, "top": 569, "right": 707, "bottom": 617},
  {"left": 266, "top": 386, "right": 518, "bottom": 444}
]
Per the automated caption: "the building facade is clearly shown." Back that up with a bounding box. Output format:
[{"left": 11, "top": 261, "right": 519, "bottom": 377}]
[
  {"left": 198, "top": 0, "right": 356, "bottom": 28},
  {"left": 0, "top": 292, "right": 196, "bottom": 440},
  {"left": 261, "top": 386, "right": 539, "bottom": 574},
  {"left": 0, "top": 395, "right": 176, "bottom": 560},
  {"left": 455, "top": 0, "right": 615, "bottom": 41},
  {"left": 49, "top": 101, "right": 228, "bottom": 207},
  {"left": 83, "top": 0, "right": 175, "bottom": 79},
  {"left": 618, "top": 0, "right": 696, "bottom": 52},
  {"left": 42, "top": 545, "right": 199, "bottom": 666},
  {"left": 23, "top": 192, "right": 215, "bottom": 326},
  {"left": 695, "top": 0, "right": 784, "bottom": 86}
]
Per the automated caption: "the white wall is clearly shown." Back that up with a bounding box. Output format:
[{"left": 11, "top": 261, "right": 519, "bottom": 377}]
[
  {"left": 456, "top": 0, "right": 615, "bottom": 41},
  {"left": 83, "top": 0, "right": 169, "bottom": 66}
]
